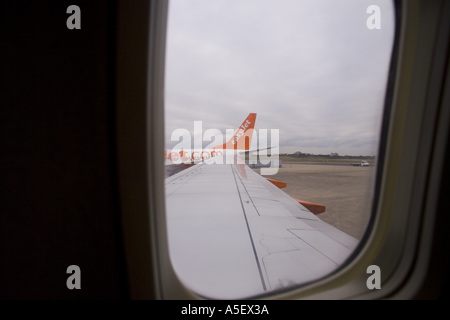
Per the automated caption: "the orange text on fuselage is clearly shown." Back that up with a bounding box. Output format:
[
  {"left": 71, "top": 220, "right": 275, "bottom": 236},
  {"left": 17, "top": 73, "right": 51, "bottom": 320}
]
[{"left": 165, "top": 149, "right": 224, "bottom": 163}]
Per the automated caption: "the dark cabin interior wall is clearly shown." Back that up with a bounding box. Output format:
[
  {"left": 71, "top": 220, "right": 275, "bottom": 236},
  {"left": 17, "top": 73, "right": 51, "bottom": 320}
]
[{"left": 0, "top": 1, "right": 129, "bottom": 299}]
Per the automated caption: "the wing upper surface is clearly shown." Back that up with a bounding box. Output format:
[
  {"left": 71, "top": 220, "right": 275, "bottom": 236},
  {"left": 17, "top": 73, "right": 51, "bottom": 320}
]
[{"left": 165, "top": 160, "right": 359, "bottom": 299}]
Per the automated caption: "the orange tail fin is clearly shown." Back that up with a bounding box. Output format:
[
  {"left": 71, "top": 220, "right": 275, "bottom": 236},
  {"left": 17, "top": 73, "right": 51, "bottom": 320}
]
[{"left": 214, "top": 113, "right": 257, "bottom": 151}]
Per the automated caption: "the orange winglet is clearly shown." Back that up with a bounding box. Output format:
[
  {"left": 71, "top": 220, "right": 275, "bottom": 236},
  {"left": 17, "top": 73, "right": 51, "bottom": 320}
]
[
  {"left": 266, "top": 178, "right": 287, "bottom": 188},
  {"left": 295, "top": 199, "right": 326, "bottom": 215}
]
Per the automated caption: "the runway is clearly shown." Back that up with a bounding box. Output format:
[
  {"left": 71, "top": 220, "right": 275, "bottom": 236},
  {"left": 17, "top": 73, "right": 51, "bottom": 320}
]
[{"left": 254, "top": 163, "right": 377, "bottom": 239}]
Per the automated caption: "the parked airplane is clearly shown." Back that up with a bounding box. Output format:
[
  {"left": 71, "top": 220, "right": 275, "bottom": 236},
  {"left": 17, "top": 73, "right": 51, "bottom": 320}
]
[{"left": 164, "top": 113, "right": 257, "bottom": 165}]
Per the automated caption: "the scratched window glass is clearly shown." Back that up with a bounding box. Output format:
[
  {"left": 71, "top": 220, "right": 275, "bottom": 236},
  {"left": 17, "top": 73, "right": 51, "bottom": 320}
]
[{"left": 164, "top": 0, "right": 395, "bottom": 299}]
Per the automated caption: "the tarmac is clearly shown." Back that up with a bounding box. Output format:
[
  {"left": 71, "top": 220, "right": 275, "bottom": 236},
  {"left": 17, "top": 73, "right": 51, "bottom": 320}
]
[{"left": 254, "top": 163, "right": 377, "bottom": 240}]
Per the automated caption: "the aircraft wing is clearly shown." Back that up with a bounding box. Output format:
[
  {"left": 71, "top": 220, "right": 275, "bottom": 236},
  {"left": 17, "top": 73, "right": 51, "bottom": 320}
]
[{"left": 165, "top": 159, "right": 358, "bottom": 299}]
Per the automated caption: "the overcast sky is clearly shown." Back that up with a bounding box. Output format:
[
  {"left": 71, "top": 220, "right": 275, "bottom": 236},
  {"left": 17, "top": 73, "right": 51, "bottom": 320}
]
[{"left": 164, "top": 0, "right": 395, "bottom": 156}]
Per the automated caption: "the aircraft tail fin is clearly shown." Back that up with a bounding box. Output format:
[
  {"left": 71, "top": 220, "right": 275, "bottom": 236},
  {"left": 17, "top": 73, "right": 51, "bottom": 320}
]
[{"left": 214, "top": 113, "right": 257, "bottom": 151}]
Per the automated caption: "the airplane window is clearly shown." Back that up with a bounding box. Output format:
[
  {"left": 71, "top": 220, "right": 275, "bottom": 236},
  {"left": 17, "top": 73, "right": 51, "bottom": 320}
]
[{"left": 164, "top": 0, "right": 395, "bottom": 299}]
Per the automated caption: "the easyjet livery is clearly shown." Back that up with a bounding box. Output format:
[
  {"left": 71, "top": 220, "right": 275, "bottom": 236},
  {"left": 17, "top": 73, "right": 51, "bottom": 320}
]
[{"left": 164, "top": 113, "right": 257, "bottom": 164}]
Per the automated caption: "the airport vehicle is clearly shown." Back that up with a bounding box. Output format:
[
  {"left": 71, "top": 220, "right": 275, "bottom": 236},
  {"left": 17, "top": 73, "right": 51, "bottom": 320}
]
[
  {"left": 1, "top": 0, "right": 449, "bottom": 302},
  {"left": 361, "top": 160, "right": 370, "bottom": 167}
]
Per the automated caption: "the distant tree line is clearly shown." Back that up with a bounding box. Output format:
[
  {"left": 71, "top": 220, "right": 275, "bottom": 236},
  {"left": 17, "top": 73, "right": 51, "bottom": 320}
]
[{"left": 280, "top": 151, "right": 376, "bottom": 159}]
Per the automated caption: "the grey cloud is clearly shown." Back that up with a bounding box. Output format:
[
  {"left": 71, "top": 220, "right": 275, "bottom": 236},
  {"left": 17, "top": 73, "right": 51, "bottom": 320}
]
[{"left": 165, "top": 0, "right": 395, "bottom": 155}]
